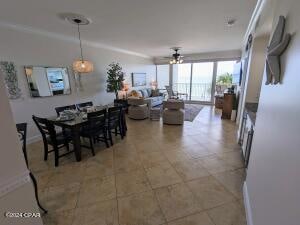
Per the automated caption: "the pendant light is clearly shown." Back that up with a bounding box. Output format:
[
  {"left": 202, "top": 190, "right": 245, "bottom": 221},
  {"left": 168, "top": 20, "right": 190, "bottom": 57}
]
[{"left": 72, "top": 18, "right": 94, "bottom": 73}]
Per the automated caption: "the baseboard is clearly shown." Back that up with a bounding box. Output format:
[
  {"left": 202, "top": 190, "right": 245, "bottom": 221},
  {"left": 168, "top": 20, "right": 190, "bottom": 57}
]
[
  {"left": 243, "top": 182, "right": 254, "bottom": 225},
  {"left": 0, "top": 170, "right": 30, "bottom": 198},
  {"left": 27, "top": 134, "right": 42, "bottom": 144}
]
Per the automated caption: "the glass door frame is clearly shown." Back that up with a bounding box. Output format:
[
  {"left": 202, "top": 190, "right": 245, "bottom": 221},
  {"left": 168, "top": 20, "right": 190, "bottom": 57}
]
[{"left": 169, "top": 58, "right": 239, "bottom": 104}]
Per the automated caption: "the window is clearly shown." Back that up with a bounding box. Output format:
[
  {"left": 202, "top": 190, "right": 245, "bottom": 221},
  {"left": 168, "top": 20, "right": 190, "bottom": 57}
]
[
  {"left": 215, "top": 60, "right": 237, "bottom": 94},
  {"left": 156, "top": 65, "right": 169, "bottom": 89}
]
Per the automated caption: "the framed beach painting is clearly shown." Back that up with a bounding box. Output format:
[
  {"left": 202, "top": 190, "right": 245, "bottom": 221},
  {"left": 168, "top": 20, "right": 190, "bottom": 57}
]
[{"left": 132, "top": 73, "right": 146, "bottom": 87}]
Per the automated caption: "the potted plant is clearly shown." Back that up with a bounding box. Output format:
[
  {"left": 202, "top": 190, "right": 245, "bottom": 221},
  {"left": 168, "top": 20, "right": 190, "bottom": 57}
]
[{"left": 106, "top": 62, "right": 125, "bottom": 99}]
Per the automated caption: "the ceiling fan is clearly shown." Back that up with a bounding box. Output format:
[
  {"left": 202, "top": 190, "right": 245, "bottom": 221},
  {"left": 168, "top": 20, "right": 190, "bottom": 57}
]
[{"left": 165, "top": 47, "right": 184, "bottom": 64}]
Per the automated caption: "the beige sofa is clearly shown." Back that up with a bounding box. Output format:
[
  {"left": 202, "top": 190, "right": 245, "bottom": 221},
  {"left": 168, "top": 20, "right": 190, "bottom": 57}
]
[
  {"left": 130, "top": 88, "right": 164, "bottom": 108},
  {"left": 162, "top": 100, "right": 185, "bottom": 125}
]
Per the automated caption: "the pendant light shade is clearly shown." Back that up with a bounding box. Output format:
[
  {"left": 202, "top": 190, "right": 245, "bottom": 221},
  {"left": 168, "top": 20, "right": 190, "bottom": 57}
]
[
  {"left": 73, "top": 60, "right": 94, "bottom": 73},
  {"left": 72, "top": 18, "right": 94, "bottom": 73}
]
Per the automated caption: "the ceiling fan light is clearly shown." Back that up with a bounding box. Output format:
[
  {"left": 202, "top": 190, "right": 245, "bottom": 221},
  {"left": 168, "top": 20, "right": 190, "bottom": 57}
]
[{"left": 73, "top": 60, "right": 94, "bottom": 73}]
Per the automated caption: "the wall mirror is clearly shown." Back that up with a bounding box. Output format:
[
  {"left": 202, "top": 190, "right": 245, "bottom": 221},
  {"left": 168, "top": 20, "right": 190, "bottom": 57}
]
[{"left": 24, "top": 66, "right": 71, "bottom": 97}]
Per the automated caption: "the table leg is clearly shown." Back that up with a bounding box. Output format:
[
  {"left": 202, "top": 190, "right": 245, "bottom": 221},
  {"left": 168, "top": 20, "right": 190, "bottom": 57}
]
[{"left": 72, "top": 126, "right": 81, "bottom": 162}]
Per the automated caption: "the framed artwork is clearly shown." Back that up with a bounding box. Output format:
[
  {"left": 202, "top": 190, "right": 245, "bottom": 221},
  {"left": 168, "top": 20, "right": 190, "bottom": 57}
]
[
  {"left": 132, "top": 73, "right": 146, "bottom": 87},
  {"left": 0, "top": 61, "right": 22, "bottom": 99}
]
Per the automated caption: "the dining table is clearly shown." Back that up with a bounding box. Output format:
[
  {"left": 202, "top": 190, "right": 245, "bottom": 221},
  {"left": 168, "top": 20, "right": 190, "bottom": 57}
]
[{"left": 47, "top": 104, "right": 127, "bottom": 162}]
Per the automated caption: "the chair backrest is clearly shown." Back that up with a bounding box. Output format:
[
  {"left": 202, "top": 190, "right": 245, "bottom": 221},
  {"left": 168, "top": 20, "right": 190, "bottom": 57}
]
[
  {"left": 165, "top": 85, "right": 174, "bottom": 97},
  {"left": 55, "top": 105, "right": 77, "bottom": 116},
  {"left": 76, "top": 101, "right": 93, "bottom": 110},
  {"left": 16, "top": 123, "right": 28, "bottom": 167},
  {"left": 32, "top": 115, "right": 57, "bottom": 145},
  {"left": 163, "top": 100, "right": 185, "bottom": 110},
  {"left": 86, "top": 109, "right": 107, "bottom": 131},
  {"left": 127, "top": 97, "right": 145, "bottom": 106},
  {"left": 108, "top": 106, "right": 122, "bottom": 126}
]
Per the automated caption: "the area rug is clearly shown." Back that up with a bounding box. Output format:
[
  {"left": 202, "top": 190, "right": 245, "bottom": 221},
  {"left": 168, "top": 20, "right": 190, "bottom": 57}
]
[{"left": 184, "top": 104, "right": 204, "bottom": 122}]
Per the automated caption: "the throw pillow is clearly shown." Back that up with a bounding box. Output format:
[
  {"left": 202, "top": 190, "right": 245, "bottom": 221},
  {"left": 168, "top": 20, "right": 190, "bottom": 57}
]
[{"left": 151, "top": 89, "right": 160, "bottom": 97}]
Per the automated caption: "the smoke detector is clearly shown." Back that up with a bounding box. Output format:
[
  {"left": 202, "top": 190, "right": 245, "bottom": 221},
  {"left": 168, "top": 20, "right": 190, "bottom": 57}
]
[
  {"left": 226, "top": 18, "right": 237, "bottom": 27},
  {"left": 58, "top": 13, "right": 92, "bottom": 25}
]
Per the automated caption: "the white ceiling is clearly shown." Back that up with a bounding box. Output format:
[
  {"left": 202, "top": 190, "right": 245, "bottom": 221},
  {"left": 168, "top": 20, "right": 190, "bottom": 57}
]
[{"left": 0, "top": 0, "right": 257, "bottom": 58}]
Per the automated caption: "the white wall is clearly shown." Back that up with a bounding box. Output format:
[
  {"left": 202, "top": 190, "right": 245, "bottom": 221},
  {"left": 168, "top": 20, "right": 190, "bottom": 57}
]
[
  {"left": 245, "top": 35, "right": 269, "bottom": 103},
  {"left": 0, "top": 26, "right": 155, "bottom": 142},
  {"left": 0, "top": 73, "right": 42, "bottom": 225},
  {"left": 244, "top": 0, "right": 300, "bottom": 224}
]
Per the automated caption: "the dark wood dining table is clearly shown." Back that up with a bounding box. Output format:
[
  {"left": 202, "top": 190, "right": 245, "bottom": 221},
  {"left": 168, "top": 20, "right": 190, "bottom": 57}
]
[{"left": 47, "top": 104, "right": 127, "bottom": 162}]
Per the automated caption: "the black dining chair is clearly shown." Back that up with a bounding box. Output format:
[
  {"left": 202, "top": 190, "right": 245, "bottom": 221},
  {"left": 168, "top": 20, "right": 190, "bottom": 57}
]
[
  {"left": 32, "top": 115, "right": 73, "bottom": 167},
  {"left": 76, "top": 101, "right": 93, "bottom": 111},
  {"left": 55, "top": 104, "right": 77, "bottom": 116},
  {"left": 16, "top": 123, "right": 28, "bottom": 166},
  {"left": 107, "top": 106, "right": 124, "bottom": 146},
  {"left": 80, "top": 109, "right": 109, "bottom": 153},
  {"left": 115, "top": 103, "right": 127, "bottom": 136},
  {"left": 16, "top": 122, "right": 47, "bottom": 214}
]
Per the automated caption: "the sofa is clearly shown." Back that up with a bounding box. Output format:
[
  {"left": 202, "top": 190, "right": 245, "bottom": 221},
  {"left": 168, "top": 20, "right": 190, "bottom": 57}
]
[{"left": 129, "top": 88, "right": 164, "bottom": 108}]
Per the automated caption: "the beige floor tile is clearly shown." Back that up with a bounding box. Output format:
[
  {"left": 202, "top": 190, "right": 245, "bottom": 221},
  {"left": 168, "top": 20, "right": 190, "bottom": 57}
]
[
  {"left": 187, "top": 176, "right": 236, "bottom": 210},
  {"left": 114, "top": 153, "right": 143, "bottom": 173},
  {"left": 118, "top": 191, "right": 166, "bottom": 225},
  {"left": 134, "top": 139, "right": 162, "bottom": 153},
  {"left": 155, "top": 183, "right": 202, "bottom": 221},
  {"left": 167, "top": 212, "right": 215, "bottom": 225},
  {"left": 73, "top": 199, "right": 119, "bottom": 225},
  {"left": 217, "top": 151, "right": 245, "bottom": 169},
  {"left": 163, "top": 149, "right": 192, "bottom": 163},
  {"left": 212, "top": 169, "right": 245, "bottom": 199},
  {"left": 116, "top": 170, "right": 152, "bottom": 197},
  {"left": 84, "top": 158, "right": 114, "bottom": 180},
  {"left": 34, "top": 169, "right": 55, "bottom": 191},
  {"left": 42, "top": 209, "right": 74, "bottom": 225},
  {"left": 43, "top": 183, "right": 80, "bottom": 212},
  {"left": 78, "top": 176, "right": 116, "bottom": 206},
  {"left": 146, "top": 162, "right": 182, "bottom": 188},
  {"left": 172, "top": 159, "right": 210, "bottom": 181},
  {"left": 182, "top": 144, "right": 215, "bottom": 159},
  {"left": 139, "top": 151, "right": 167, "bottom": 169},
  {"left": 199, "top": 155, "right": 234, "bottom": 174},
  {"left": 47, "top": 164, "right": 86, "bottom": 187},
  {"left": 207, "top": 201, "right": 247, "bottom": 225}
]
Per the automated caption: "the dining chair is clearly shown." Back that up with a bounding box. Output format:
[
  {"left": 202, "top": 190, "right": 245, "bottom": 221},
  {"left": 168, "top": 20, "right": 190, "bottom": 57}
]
[
  {"left": 32, "top": 115, "right": 73, "bottom": 167},
  {"left": 80, "top": 109, "right": 109, "bottom": 153},
  {"left": 76, "top": 101, "right": 93, "bottom": 111},
  {"left": 16, "top": 123, "right": 28, "bottom": 166},
  {"left": 107, "top": 106, "right": 124, "bottom": 146},
  {"left": 115, "top": 103, "right": 127, "bottom": 136},
  {"left": 55, "top": 104, "right": 77, "bottom": 116},
  {"left": 16, "top": 122, "right": 48, "bottom": 214}
]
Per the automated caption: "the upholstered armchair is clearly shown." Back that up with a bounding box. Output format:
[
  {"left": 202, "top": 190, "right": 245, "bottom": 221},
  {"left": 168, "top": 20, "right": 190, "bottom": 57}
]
[
  {"left": 127, "top": 97, "right": 150, "bottom": 120},
  {"left": 162, "top": 100, "right": 185, "bottom": 125}
]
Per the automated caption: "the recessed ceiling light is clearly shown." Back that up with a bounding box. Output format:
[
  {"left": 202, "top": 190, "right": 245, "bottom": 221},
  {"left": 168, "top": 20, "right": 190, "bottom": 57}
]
[{"left": 227, "top": 18, "right": 237, "bottom": 27}]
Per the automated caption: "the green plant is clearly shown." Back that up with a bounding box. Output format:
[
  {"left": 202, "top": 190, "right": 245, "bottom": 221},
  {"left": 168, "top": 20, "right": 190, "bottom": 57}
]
[
  {"left": 106, "top": 62, "right": 125, "bottom": 99},
  {"left": 217, "top": 72, "right": 233, "bottom": 84}
]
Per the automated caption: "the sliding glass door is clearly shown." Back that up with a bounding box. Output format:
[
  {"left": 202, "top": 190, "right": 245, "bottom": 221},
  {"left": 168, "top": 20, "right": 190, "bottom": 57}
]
[
  {"left": 172, "top": 62, "right": 214, "bottom": 103},
  {"left": 173, "top": 63, "right": 191, "bottom": 100},
  {"left": 191, "top": 62, "right": 214, "bottom": 101},
  {"left": 156, "top": 60, "right": 238, "bottom": 103}
]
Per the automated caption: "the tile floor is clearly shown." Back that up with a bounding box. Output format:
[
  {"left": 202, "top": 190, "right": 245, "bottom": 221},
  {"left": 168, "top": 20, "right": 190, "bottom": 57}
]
[{"left": 27, "top": 106, "right": 247, "bottom": 225}]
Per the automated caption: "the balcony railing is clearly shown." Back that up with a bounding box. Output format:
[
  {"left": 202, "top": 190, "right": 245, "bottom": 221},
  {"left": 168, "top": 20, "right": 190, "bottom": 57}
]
[{"left": 173, "top": 83, "right": 212, "bottom": 101}]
